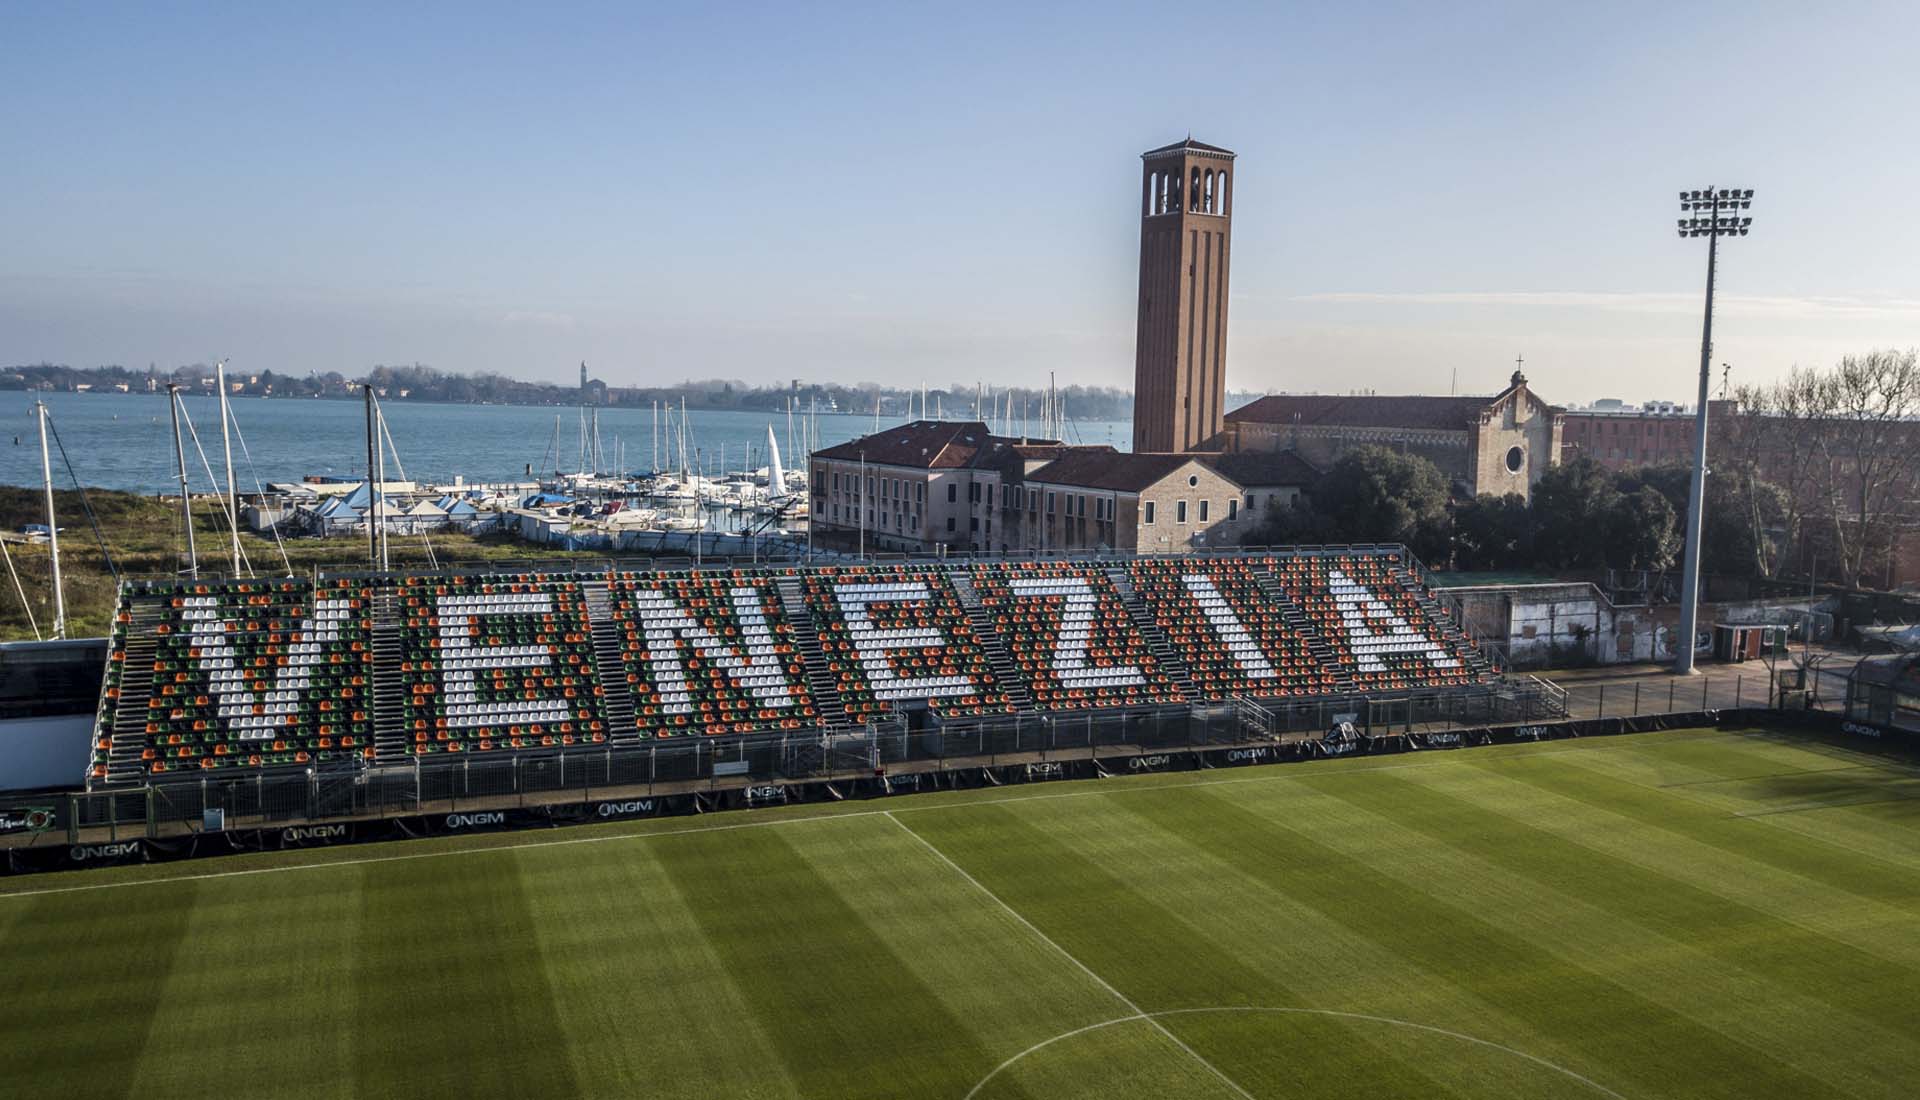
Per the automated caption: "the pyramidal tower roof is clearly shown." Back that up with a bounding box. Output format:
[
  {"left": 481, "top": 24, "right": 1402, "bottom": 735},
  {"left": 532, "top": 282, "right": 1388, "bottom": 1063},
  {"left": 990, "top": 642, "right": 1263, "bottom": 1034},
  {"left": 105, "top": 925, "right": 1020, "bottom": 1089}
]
[{"left": 1142, "top": 137, "right": 1236, "bottom": 160}]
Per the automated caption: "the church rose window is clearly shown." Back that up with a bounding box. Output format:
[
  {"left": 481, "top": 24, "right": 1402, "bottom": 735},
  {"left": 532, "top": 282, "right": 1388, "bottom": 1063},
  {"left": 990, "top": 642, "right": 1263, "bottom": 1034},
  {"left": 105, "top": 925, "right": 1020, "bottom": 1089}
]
[{"left": 1505, "top": 446, "right": 1524, "bottom": 473}]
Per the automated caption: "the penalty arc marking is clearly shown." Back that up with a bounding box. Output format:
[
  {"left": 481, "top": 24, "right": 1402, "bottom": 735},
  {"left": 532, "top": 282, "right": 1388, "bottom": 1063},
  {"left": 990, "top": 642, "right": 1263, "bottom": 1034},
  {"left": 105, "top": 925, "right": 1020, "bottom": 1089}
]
[{"left": 962, "top": 1006, "right": 1628, "bottom": 1100}]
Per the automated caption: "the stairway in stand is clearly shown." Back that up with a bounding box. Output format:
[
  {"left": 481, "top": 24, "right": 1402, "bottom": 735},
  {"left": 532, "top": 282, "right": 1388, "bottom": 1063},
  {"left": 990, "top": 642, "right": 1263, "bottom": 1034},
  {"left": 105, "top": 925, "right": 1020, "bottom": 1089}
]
[
  {"left": 369, "top": 589, "right": 409, "bottom": 763},
  {"left": 1388, "top": 564, "right": 1499, "bottom": 678},
  {"left": 103, "top": 601, "right": 167, "bottom": 784},
  {"left": 582, "top": 579, "right": 640, "bottom": 744},
  {"left": 774, "top": 577, "right": 850, "bottom": 728},
  {"left": 946, "top": 571, "right": 1035, "bottom": 710},
  {"left": 1253, "top": 568, "right": 1356, "bottom": 693},
  {"left": 1103, "top": 568, "right": 1196, "bottom": 701}
]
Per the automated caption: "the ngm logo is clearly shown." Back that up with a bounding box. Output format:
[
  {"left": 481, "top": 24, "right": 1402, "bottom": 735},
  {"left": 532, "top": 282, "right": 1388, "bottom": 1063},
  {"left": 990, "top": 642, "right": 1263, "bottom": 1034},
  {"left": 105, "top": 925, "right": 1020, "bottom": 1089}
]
[
  {"left": 1128, "top": 755, "right": 1172, "bottom": 770},
  {"left": 1026, "top": 763, "right": 1065, "bottom": 780},
  {"left": 281, "top": 824, "right": 348, "bottom": 845},
  {"left": 596, "top": 799, "right": 656, "bottom": 818},
  {"left": 69, "top": 841, "right": 141, "bottom": 862},
  {"left": 1426, "top": 733, "right": 1463, "bottom": 747},
  {"left": 745, "top": 785, "right": 787, "bottom": 803},
  {"left": 1840, "top": 721, "right": 1884, "bottom": 740},
  {"left": 445, "top": 812, "right": 507, "bottom": 830},
  {"left": 1225, "top": 748, "right": 1270, "bottom": 764}
]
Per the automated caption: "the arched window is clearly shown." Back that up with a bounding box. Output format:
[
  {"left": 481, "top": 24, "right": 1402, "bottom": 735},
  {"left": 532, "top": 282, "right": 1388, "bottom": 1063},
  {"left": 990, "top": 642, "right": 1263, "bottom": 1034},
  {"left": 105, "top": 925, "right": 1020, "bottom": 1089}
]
[
  {"left": 1203, "top": 170, "right": 1215, "bottom": 213},
  {"left": 1190, "top": 167, "right": 1202, "bottom": 211},
  {"left": 1216, "top": 171, "right": 1228, "bottom": 216}
]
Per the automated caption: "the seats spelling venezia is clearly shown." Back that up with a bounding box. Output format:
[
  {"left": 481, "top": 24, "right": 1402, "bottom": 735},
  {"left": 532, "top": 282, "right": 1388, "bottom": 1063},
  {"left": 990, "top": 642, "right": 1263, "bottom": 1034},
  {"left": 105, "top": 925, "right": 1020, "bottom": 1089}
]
[{"left": 92, "top": 548, "right": 1494, "bottom": 782}]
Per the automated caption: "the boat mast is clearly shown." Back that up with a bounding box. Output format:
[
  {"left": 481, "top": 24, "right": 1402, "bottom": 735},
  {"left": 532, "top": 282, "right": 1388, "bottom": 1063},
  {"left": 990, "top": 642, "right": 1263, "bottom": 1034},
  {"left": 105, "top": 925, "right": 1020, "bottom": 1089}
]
[
  {"left": 364, "top": 380, "right": 379, "bottom": 568},
  {"left": 167, "top": 384, "right": 197, "bottom": 578},
  {"left": 35, "top": 401, "right": 65, "bottom": 639},
  {"left": 652, "top": 400, "right": 659, "bottom": 475},
  {"left": 216, "top": 360, "right": 241, "bottom": 576},
  {"left": 373, "top": 392, "right": 390, "bottom": 571}
]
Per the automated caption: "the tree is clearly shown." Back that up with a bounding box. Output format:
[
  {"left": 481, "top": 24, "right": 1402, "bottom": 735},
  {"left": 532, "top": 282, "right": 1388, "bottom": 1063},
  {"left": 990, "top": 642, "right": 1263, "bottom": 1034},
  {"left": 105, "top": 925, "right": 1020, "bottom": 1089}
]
[
  {"left": 1251, "top": 446, "right": 1452, "bottom": 560},
  {"left": 1604, "top": 486, "right": 1681, "bottom": 571},
  {"left": 1529, "top": 456, "right": 1620, "bottom": 569},
  {"left": 1452, "top": 493, "right": 1532, "bottom": 570}
]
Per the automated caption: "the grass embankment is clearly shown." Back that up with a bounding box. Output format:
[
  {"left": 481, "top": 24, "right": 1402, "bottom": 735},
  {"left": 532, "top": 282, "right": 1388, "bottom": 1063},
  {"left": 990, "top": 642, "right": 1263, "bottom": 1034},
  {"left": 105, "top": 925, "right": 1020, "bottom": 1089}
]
[{"left": 0, "top": 487, "right": 601, "bottom": 641}]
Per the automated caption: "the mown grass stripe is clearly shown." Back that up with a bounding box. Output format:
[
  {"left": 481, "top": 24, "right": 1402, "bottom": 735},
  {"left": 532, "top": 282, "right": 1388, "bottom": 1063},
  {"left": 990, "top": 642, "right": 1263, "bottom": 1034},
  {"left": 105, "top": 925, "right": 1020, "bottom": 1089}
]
[
  {"left": 1492, "top": 751, "right": 1920, "bottom": 907},
  {"left": 1120, "top": 786, "right": 1844, "bottom": 1100},
  {"left": 908, "top": 803, "right": 1476, "bottom": 1098},
  {"left": 1408, "top": 751, "right": 1920, "bottom": 972},
  {"left": 791, "top": 817, "right": 1133, "bottom": 1065},
  {"left": 129, "top": 873, "right": 359, "bottom": 1099},
  {"left": 652, "top": 823, "right": 1030, "bottom": 1100},
  {"left": 1619, "top": 733, "right": 1920, "bottom": 848},
  {"left": 519, "top": 843, "right": 804, "bottom": 1099},
  {"left": 0, "top": 881, "right": 199, "bottom": 1097},
  {"left": 352, "top": 852, "right": 583, "bottom": 1099},
  {"left": 1302, "top": 770, "right": 1920, "bottom": 1094}
]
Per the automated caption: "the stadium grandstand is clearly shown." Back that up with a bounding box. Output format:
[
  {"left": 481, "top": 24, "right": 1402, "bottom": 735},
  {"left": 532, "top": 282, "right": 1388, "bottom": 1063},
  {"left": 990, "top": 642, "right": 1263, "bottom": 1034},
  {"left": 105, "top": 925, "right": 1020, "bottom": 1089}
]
[{"left": 87, "top": 546, "right": 1501, "bottom": 787}]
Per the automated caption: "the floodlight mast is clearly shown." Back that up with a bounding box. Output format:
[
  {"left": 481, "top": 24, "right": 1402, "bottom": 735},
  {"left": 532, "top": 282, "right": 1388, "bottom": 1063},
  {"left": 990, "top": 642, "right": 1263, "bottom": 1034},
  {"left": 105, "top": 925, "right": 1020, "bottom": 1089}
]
[{"left": 1671, "top": 186, "right": 1755, "bottom": 675}]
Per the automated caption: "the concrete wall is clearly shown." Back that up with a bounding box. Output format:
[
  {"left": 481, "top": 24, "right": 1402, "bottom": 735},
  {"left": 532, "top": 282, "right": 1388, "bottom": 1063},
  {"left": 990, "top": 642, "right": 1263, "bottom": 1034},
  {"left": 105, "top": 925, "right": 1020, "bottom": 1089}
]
[
  {"left": 0, "top": 714, "right": 91, "bottom": 791},
  {"left": 1446, "top": 582, "right": 1834, "bottom": 670}
]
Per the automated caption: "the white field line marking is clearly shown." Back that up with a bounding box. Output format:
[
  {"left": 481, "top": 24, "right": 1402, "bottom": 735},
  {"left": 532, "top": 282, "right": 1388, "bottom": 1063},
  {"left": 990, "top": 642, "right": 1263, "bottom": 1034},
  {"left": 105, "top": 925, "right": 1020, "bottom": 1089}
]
[
  {"left": 0, "top": 745, "right": 1604, "bottom": 902},
  {"left": 880, "top": 810, "right": 1256, "bottom": 1100},
  {"left": 0, "top": 810, "right": 892, "bottom": 900},
  {"left": 963, "top": 1007, "right": 1628, "bottom": 1100}
]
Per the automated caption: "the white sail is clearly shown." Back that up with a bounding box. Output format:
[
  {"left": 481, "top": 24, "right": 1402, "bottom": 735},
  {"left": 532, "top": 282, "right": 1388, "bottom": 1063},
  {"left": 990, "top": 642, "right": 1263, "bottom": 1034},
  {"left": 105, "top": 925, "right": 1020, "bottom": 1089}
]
[{"left": 766, "top": 423, "right": 785, "bottom": 497}]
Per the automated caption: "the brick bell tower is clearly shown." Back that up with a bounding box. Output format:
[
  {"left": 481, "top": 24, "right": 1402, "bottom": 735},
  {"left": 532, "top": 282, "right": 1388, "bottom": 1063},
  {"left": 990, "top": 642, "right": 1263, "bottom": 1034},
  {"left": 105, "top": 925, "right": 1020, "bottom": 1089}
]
[{"left": 1132, "top": 137, "right": 1235, "bottom": 454}]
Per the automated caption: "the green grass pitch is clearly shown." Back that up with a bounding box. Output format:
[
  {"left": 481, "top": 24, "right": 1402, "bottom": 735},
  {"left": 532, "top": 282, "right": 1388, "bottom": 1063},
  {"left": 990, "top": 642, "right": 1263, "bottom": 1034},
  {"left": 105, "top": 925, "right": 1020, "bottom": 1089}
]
[{"left": 4, "top": 726, "right": 1918, "bottom": 1098}]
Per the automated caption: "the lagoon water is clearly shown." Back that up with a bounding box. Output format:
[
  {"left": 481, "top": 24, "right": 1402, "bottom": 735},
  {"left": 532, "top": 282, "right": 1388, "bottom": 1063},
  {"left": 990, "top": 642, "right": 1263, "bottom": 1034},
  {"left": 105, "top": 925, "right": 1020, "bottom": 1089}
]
[{"left": 0, "top": 392, "right": 1132, "bottom": 495}]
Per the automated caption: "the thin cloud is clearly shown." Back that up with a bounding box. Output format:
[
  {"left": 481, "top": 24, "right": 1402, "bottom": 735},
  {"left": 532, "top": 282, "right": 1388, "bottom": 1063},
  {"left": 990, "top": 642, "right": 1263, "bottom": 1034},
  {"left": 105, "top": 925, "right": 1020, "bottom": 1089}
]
[
  {"left": 1291, "top": 291, "right": 1920, "bottom": 319},
  {"left": 501, "top": 309, "right": 578, "bottom": 329}
]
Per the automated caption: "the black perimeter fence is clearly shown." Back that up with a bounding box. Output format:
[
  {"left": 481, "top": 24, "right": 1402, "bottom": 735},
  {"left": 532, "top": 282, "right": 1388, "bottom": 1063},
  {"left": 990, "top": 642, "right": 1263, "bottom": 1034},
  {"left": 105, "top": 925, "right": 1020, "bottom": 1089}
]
[{"left": 4, "top": 667, "right": 1845, "bottom": 871}]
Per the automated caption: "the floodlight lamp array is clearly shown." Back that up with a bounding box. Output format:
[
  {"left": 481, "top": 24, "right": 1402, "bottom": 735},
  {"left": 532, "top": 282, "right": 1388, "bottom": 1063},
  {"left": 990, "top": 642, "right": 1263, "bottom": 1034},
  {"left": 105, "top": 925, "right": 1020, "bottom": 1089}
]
[{"left": 1675, "top": 187, "right": 1755, "bottom": 238}]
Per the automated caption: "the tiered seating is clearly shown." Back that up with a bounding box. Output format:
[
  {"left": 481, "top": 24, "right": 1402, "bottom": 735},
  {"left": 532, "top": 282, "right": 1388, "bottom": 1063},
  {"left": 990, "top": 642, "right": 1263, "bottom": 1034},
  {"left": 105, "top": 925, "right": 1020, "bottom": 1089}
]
[
  {"left": 1272, "top": 552, "right": 1484, "bottom": 692},
  {"left": 970, "top": 562, "right": 1184, "bottom": 710},
  {"left": 394, "top": 573, "right": 606, "bottom": 755},
  {"left": 800, "top": 564, "right": 1010, "bottom": 721},
  {"left": 91, "top": 607, "right": 132, "bottom": 778},
  {"left": 610, "top": 569, "right": 818, "bottom": 737},
  {"left": 111, "top": 577, "right": 373, "bottom": 774},
  {"left": 1125, "top": 557, "right": 1334, "bottom": 700}
]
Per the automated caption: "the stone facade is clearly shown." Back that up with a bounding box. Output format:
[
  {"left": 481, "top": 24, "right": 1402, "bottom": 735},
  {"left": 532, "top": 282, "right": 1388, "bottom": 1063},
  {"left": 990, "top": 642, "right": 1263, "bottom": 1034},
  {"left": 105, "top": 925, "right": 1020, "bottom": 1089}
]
[{"left": 1225, "top": 371, "right": 1563, "bottom": 500}]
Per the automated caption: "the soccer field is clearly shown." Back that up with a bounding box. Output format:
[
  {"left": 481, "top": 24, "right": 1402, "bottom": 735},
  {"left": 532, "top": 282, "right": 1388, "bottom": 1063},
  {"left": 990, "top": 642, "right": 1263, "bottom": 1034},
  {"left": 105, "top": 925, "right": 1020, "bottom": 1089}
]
[{"left": 4, "top": 727, "right": 1918, "bottom": 1099}]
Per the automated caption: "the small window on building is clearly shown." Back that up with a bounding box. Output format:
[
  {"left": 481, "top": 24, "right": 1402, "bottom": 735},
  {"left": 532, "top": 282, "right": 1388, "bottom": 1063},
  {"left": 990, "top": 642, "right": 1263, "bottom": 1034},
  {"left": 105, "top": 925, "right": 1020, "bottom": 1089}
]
[
  {"left": 1505, "top": 445, "right": 1524, "bottom": 473},
  {"left": 946, "top": 517, "right": 956, "bottom": 532},
  {"left": 947, "top": 483, "right": 957, "bottom": 503},
  {"left": 1144, "top": 501, "right": 1156, "bottom": 525},
  {"left": 1199, "top": 500, "right": 1209, "bottom": 521},
  {"left": 1187, "top": 474, "right": 1199, "bottom": 487},
  {"left": 1176, "top": 500, "right": 1188, "bottom": 523},
  {"left": 1228, "top": 498, "right": 1238, "bottom": 520}
]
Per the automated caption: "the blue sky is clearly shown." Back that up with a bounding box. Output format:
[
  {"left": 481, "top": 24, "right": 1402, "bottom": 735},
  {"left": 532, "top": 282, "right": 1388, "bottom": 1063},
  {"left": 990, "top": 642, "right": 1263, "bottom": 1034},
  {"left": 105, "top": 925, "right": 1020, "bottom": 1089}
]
[{"left": 3, "top": 1, "right": 1916, "bottom": 404}]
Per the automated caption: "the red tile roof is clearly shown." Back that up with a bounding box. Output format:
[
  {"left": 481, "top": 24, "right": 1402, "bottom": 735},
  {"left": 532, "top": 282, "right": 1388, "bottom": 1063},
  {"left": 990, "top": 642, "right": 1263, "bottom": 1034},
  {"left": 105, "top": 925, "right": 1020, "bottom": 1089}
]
[
  {"left": 812, "top": 421, "right": 1064, "bottom": 470},
  {"left": 1024, "top": 451, "right": 1200, "bottom": 493},
  {"left": 1225, "top": 393, "right": 1498, "bottom": 432}
]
